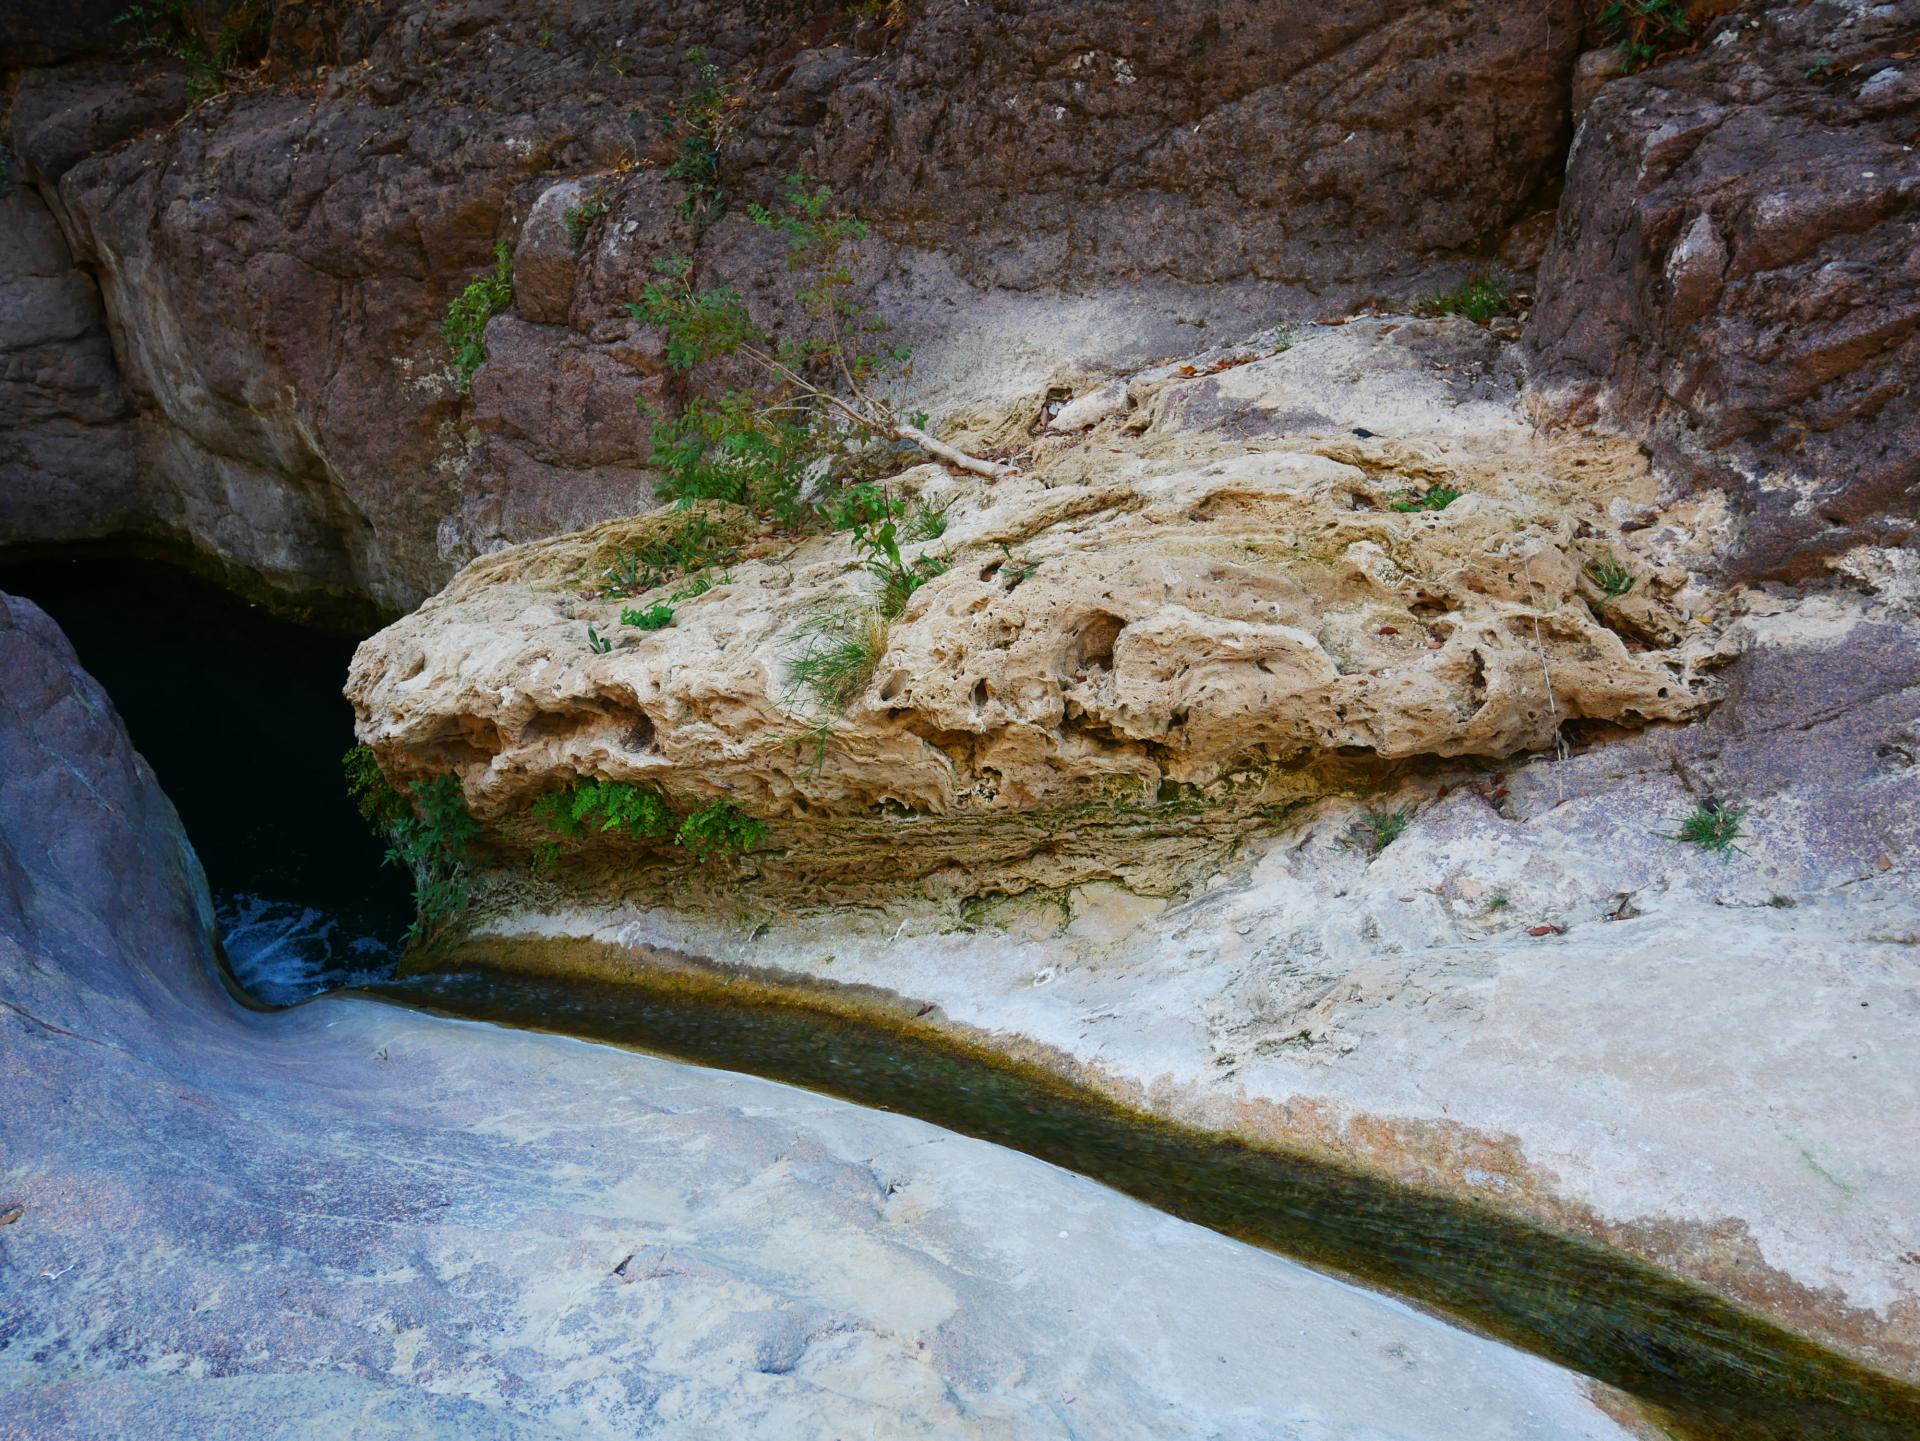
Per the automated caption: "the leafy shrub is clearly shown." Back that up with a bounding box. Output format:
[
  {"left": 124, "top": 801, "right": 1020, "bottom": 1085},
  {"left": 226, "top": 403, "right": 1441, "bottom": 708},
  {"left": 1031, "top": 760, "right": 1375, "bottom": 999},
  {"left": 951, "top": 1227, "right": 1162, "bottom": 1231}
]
[
  {"left": 117, "top": 0, "right": 268, "bottom": 101},
  {"left": 1389, "top": 484, "right": 1463, "bottom": 514},
  {"left": 822, "top": 484, "right": 951, "bottom": 542},
  {"left": 676, "top": 800, "right": 766, "bottom": 861},
  {"left": 622, "top": 602, "right": 675, "bottom": 630},
  {"left": 850, "top": 511, "right": 946, "bottom": 617},
  {"left": 824, "top": 481, "right": 908, "bottom": 533},
  {"left": 661, "top": 48, "right": 740, "bottom": 222},
  {"left": 344, "top": 748, "right": 478, "bottom": 940},
  {"left": 1600, "top": 0, "right": 1690, "bottom": 73},
  {"left": 788, "top": 606, "right": 890, "bottom": 712},
  {"left": 627, "top": 176, "right": 1003, "bottom": 526},
  {"left": 534, "top": 779, "right": 673, "bottom": 840},
  {"left": 1415, "top": 269, "right": 1514, "bottom": 325},
  {"left": 441, "top": 242, "right": 514, "bottom": 387},
  {"left": 643, "top": 386, "right": 818, "bottom": 525}
]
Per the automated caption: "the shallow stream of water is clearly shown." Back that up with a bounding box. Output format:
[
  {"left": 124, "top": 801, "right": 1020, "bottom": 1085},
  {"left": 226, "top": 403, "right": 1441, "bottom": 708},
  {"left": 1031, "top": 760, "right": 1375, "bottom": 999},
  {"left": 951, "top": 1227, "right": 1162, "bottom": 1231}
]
[{"left": 8, "top": 551, "right": 1920, "bottom": 1441}]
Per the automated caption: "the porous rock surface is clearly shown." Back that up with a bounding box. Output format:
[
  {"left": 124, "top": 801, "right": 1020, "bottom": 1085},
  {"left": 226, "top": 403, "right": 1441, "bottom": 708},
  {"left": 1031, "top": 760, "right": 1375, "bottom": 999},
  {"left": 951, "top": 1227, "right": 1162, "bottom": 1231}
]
[
  {"left": 2, "top": 0, "right": 1583, "bottom": 606},
  {"left": 1529, "top": 0, "right": 1920, "bottom": 580},
  {"left": 0, "top": 592, "right": 1640, "bottom": 1439},
  {"left": 348, "top": 320, "right": 1726, "bottom": 898}
]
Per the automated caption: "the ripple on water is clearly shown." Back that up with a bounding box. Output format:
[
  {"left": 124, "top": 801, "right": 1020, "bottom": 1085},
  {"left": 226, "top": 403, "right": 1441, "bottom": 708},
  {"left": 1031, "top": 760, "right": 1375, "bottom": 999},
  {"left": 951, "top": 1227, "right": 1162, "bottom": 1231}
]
[{"left": 217, "top": 893, "right": 396, "bottom": 1006}]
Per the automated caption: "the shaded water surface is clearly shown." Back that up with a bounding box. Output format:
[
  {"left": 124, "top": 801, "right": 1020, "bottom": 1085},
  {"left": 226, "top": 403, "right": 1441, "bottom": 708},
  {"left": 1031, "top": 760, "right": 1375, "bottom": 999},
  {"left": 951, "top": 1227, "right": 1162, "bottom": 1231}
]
[
  {"left": 0, "top": 552, "right": 412, "bottom": 1001},
  {"left": 386, "top": 964, "right": 1920, "bottom": 1441}
]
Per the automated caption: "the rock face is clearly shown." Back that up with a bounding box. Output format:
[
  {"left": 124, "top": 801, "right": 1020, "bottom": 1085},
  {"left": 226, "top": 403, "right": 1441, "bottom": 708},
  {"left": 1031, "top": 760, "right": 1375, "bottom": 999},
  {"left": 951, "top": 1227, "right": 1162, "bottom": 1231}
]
[
  {"left": 348, "top": 319, "right": 1726, "bottom": 899},
  {"left": 1528, "top": 0, "right": 1920, "bottom": 580},
  {"left": 3, "top": 0, "right": 1583, "bottom": 607},
  {"left": 0, "top": 593, "right": 1641, "bottom": 1439},
  {"left": 0, "top": 184, "right": 141, "bottom": 544}
]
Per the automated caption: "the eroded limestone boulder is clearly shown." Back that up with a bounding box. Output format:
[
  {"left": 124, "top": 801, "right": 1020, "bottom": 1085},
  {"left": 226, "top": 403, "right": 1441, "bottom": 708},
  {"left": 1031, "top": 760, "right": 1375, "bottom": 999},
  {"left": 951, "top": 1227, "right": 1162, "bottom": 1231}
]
[{"left": 347, "top": 321, "right": 1728, "bottom": 899}]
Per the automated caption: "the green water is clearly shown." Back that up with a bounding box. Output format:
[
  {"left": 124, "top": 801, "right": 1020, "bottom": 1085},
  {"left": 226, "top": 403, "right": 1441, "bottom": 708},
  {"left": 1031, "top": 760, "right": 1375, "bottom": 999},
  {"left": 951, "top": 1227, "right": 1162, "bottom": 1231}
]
[{"left": 381, "top": 964, "right": 1920, "bottom": 1441}]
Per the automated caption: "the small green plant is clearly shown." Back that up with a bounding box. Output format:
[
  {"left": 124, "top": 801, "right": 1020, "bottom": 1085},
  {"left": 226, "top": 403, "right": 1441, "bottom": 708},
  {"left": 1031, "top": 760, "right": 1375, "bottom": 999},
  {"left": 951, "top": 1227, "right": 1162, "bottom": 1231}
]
[
  {"left": 1415, "top": 269, "right": 1515, "bottom": 325},
  {"left": 676, "top": 800, "right": 766, "bottom": 861},
  {"left": 1585, "top": 557, "right": 1636, "bottom": 603},
  {"left": 1345, "top": 804, "right": 1414, "bottom": 858},
  {"left": 1389, "top": 484, "right": 1463, "bottom": 513},
  {"left": 994, "top": 543, "right": 1041, "bottom": 590},
  {"left": 1661, "top": 799, "right": 1748, "bottom": 856},
  {"left": 626, "top": 176, "right": 1007, "bottom": 527},
  {"left": 788, "top": 606, "right": 890, "bottom": 713},
  {"left": 344, "top": 748, "right": 478, "bottom": 941},
  {"left": 670, "top": 570, "right": 728, "bottom": 602},
  {"left": 442, "top": 241, "right": 514, "bottom": 387},
  {"left": 661, "top": 48, "right": 740, "bottom": 223},
  {"left": 850, "top": 512, "right": 946, "bottom": 617},
  {"left": 534, "top": 778, "right": 673, "bottom": 840},
  {"left": 1599, "top": 0, "right": 1690, "bottom": 73},
  {"left": 824, "top": 481, "right": 908, "bottom": 533},
  {"left": 600, "top": 513, "right": 738, "bottom": 597},
  {"left": 586, "top": 623, "right": 613, "bottom": 654},
  {"left": 1804, "top": 56, "right": 1833, "bottom": 80},
  {"left": 622, "top": 602, "right": 675, "bottom": 630},
  {"left": 117, "top": 0, "right": 269, "bottom": 101},
  {"left": 1483, "top": 892, "right": 1510, "bottom": 913},
  {"left": 905, "top": 497, "right": 951, "bottom": 541},
  {"left": 563, "top": 191, "right": 609, "bottom": 247}
]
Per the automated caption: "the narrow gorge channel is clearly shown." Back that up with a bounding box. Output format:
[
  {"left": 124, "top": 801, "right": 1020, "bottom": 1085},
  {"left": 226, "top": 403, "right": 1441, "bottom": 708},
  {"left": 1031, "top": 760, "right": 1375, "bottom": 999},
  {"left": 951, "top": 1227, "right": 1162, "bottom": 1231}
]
[
  {"left": 5, "top": 1, "right": 1916, "bottom": 1434},
  {"left": 9, "top": 549, "right": 1918, "bottom": 1441}
]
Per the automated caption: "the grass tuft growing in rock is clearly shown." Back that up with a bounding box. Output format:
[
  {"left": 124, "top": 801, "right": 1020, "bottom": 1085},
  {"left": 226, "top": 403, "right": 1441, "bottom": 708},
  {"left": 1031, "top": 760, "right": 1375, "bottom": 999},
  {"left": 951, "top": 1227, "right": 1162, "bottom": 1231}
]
[
  {"left": 1585, "top": 557, "right": 1636, "bottom": 603},
  {"left": 788, "top": 606, "right": 891, "bottom": 713},
  {"left": 1662, "top": 799, "right": 1747, "bottom": 856},
  {"left": 1345, "top": 804, "right": 1414, "bottom": 858}
]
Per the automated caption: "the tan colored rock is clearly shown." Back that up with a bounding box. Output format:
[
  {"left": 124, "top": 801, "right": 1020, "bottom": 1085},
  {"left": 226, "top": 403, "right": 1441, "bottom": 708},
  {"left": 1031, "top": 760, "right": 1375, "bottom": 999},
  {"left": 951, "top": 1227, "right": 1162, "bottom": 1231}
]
[{"left": 348, "top": 322, "right": 1725, "bottom": 899}]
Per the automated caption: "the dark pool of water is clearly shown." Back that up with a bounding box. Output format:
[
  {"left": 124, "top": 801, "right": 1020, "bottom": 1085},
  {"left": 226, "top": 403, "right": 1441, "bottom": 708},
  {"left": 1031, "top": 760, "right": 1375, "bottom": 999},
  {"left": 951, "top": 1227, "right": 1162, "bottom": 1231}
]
[
  {"left": 387, "top": 963, "right": 1920, "bottom": 1441},
  {"left": 0, "top": 552, "right": 413, "bottom": 1003}
]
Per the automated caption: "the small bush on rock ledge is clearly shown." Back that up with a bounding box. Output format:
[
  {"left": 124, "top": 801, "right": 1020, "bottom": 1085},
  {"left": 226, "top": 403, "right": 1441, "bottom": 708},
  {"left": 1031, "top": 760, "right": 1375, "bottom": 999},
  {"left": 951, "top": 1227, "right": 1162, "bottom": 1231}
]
[
  {"left": 1414, "top": 269, "right": 1515, "bottom": 325},
  {"left": 344, "top": 747, "right": 478, "bottom": 940},
  {"left": 676, "top": 801, "right": 766, "bottom": 862},
  {"left": 535, "top": 779, "right": 674, "bottom": 841},
  {"left": 442, "top": 242, "right": 514, "bottom": 387}
]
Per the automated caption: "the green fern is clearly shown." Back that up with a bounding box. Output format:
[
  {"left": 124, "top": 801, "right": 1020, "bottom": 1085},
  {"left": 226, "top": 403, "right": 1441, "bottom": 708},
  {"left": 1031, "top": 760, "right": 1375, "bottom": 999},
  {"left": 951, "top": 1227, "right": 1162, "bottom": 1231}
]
[{"left": 442, "top": 242, "right": 514, "bottom": 387}]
